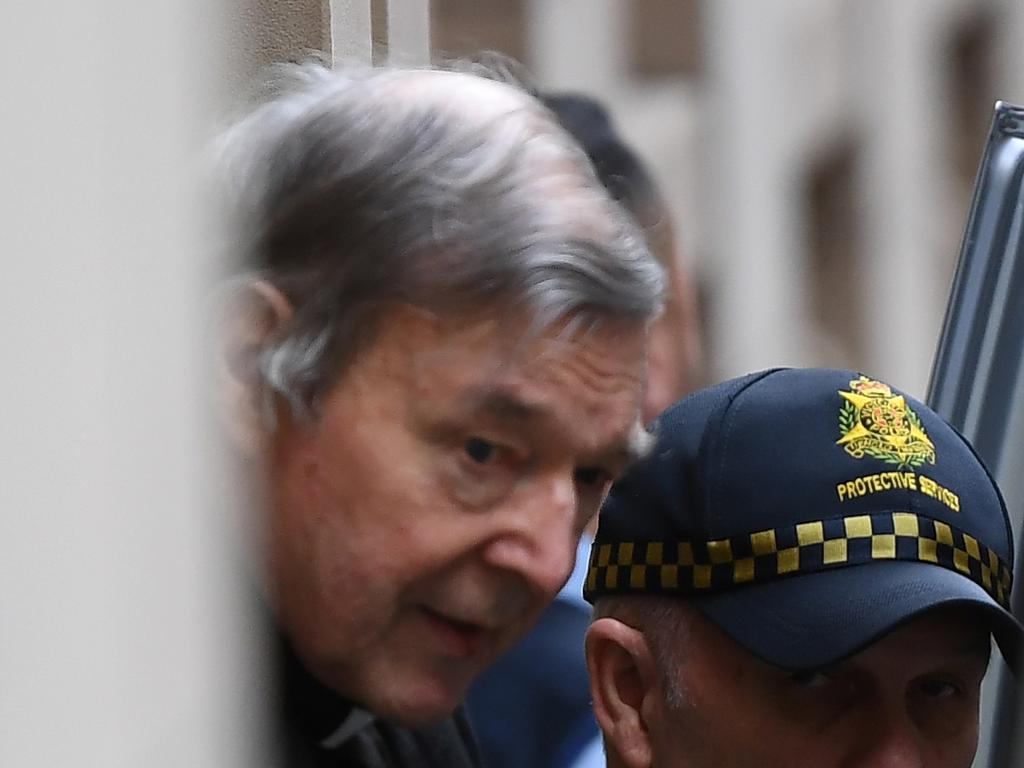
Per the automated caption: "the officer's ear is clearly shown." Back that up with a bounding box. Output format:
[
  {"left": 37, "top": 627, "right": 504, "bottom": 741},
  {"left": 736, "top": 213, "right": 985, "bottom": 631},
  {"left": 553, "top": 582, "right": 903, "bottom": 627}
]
[
  {"left": 214, "top": 278, "right": 293, "bottom": 456},
  {"left": 586, "top": 617, "right": 658, "bottom": 768}
]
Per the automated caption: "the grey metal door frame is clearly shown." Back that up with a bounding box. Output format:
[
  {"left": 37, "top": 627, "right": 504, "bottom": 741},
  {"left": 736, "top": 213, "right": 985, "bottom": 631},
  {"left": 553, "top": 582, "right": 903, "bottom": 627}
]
[{"left": 927, "top": 101, "right": 1024, "bottom": 768}]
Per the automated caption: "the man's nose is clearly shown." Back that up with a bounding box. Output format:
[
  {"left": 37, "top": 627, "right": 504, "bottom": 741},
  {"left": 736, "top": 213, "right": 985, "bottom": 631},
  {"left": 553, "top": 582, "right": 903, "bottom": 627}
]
[{"left": 482, "top": 471, "right": 580, "bottom": 598}]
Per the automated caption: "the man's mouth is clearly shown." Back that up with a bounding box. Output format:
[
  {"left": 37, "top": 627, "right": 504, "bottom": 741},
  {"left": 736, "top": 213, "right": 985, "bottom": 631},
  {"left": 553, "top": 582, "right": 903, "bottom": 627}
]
[{"left": 419, "top": 607, "right": 491, "bottom": 659}]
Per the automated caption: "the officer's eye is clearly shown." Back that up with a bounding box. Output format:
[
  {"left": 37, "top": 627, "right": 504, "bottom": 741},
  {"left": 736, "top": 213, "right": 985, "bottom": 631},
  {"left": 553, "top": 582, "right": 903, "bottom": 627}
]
[
  {"left": 464, "top": 437, "right": 498, "bottom": 464},
  {"left": 917, "top": 677, "right": 962, "bottom": 699},
  {"left": 789, "top": 669, "right": 832, "bottom": 690},
  {"left": 574, "top": 466, "right": 611, "bottom": 487}
]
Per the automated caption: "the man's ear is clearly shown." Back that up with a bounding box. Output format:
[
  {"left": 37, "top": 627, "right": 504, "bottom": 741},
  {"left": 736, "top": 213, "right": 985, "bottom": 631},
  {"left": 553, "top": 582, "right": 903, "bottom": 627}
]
[
  {"left": 214, "top": 278, "right": 294, "bottom": 456},
  {"left": 586, "top": 617, "right": 659, "bottom": 768}
]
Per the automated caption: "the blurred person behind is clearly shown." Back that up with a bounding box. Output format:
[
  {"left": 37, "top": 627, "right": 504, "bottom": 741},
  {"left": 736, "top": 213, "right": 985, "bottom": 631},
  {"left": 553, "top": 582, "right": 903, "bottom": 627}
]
[
  {"left": 542, "top": 93, "right": 703, "bottom": 422},
  {"left": 465, "top": 91, "right": 703, "bottom": 768},
  {"left": 212, "top": 62, "right": 664, "bottom": 768}
]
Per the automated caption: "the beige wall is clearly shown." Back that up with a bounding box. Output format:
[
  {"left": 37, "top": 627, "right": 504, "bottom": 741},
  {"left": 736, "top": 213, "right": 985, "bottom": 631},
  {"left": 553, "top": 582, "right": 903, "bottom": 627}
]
[
  {"left": 214, "top": 0, "right": 429, "bottom": 100},
  {"left": 215, "top": 0, "right": 332, "bottom": 100},
  {"left": 1, "top": 1, "right": 258, "bottom": 765}
]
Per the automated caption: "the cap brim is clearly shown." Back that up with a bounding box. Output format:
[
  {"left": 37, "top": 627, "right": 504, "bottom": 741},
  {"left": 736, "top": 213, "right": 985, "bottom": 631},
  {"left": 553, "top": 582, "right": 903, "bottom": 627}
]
[{"left": 693, "top": 561, "right": 1024, "bottom": 672}]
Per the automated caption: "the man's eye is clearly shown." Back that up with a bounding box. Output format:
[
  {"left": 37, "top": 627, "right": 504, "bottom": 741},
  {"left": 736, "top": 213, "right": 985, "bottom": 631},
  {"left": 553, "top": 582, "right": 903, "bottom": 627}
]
[
  {"left": 464, "top": 437, "right": 498, "bottom": 464},
  {"left": 574, "top": 466, "right": 611, "bottom": 487}
]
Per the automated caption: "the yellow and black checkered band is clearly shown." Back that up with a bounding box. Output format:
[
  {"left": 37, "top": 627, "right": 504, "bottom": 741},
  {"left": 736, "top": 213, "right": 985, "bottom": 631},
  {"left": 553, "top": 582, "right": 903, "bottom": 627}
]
[{"left": 584, "top": 511, "right": 1013, "bottom": 609}]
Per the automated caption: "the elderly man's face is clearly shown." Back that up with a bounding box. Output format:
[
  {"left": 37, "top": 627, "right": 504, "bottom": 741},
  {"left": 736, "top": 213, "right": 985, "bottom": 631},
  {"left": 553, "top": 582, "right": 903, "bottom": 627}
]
[
  {"left": 266, "top": 305, "right": 646, "bottom": 725},
  {"left": 596, "top": 606, "right": 991, "bottom": 768}
]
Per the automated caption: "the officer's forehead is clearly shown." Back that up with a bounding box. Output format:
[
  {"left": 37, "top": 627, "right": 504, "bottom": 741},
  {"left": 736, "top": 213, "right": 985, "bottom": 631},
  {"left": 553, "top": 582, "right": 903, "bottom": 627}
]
[{"left": 844, "top": 609, "right": 992, "bottom": 667}]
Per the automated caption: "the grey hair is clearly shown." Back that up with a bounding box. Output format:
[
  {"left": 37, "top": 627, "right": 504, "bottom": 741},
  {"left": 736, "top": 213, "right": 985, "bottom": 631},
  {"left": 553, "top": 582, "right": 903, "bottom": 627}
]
[
  {"left": 592, "top": 595, "right": 690, "bottom": 709},
  {"left": 212, "top": 59, "right": 664, "bottom": 420}
]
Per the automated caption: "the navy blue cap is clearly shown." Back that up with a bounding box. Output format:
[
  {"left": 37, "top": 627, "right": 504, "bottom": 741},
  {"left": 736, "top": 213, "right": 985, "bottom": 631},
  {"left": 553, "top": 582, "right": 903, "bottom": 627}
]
[{"left": 585, "top": 368, "right": 1024, "bottom": 669}]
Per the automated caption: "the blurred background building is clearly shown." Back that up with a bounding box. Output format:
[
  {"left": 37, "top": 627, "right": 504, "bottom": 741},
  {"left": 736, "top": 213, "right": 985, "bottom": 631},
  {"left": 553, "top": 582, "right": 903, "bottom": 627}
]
[
  {"left": 429, "top": 0, "right": 1024, "bottom": 398},
  {"left": 220, "top": 0, "right": 1024, "bottom": 397}
]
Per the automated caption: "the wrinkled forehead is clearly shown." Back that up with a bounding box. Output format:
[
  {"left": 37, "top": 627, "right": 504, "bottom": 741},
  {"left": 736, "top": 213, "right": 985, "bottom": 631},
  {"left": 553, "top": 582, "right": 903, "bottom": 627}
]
[{"left": 399, "top": 304, "right": 649, "bottom": 441}]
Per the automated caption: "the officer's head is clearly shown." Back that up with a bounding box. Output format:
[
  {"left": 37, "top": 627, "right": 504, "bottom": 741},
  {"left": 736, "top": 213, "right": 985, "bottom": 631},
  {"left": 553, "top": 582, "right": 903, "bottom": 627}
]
[{"left": 585, "top": 368, "right": 1023, "bottom": 768}]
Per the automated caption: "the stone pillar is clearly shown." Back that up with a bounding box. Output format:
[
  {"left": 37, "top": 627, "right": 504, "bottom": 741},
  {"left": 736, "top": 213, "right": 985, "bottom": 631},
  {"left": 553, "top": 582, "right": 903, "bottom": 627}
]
[
  {"left": 0, "top": 1, "right": 257, "bottom": 766},
  {"left": 702, "top": 0, "right": 815, "bottom": 378}
]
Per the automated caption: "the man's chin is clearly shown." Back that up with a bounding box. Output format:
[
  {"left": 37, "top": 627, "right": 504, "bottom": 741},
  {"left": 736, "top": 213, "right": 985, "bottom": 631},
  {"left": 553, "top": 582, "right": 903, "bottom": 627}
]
[{"left": 358, "top": 673, "right": 472, "bottom": 728}]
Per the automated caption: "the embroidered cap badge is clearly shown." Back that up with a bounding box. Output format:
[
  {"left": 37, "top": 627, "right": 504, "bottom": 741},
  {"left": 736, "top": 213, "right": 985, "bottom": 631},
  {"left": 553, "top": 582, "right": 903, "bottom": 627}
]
[{"left": 836, "top": 376, "right": 936, "bottom": 469}]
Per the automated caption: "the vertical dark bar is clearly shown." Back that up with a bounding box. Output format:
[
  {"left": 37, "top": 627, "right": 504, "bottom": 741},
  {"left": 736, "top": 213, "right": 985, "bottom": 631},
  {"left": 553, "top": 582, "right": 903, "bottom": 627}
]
[{"left": 371, "top": 0, "right": 389, "bottom": 65}]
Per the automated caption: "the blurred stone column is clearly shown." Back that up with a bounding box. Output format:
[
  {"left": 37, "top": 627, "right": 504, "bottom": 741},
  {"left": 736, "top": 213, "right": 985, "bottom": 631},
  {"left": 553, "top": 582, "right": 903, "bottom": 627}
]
[
  {"left": 217, "top": 0, "right": 333, "bottom": 99},
  {"left": 852, "top": 0, "right": 956, "bottom": 396},
  {"left": 701, "top": 0, "right": 815, "bottom": 378},
  {"left": 0, "top": 1, "right": 257, "bottom": 766},
  {"left": 370, "top": 0, "right": 431, "bottom": 65},
  {"left": 526, "top": 0, "right": 626, "bottom": 99}
]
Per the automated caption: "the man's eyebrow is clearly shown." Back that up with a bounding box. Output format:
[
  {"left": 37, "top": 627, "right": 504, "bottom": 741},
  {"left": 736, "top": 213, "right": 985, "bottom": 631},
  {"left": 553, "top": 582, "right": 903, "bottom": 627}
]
[
  {"left": 899, "top": 633, "right": 992, "bottom": 671},
  {"left": 935, "top": 622, "right": 996, "bottom": 664},
  {"left": 466, "top": 389, "right": 545, "bottom": 423}
]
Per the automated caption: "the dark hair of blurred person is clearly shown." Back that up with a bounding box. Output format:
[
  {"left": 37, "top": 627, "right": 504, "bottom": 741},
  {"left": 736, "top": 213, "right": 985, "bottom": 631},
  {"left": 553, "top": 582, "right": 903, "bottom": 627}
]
[{"left": 541, "top": 93, "right": 703, "bottom": 420}]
